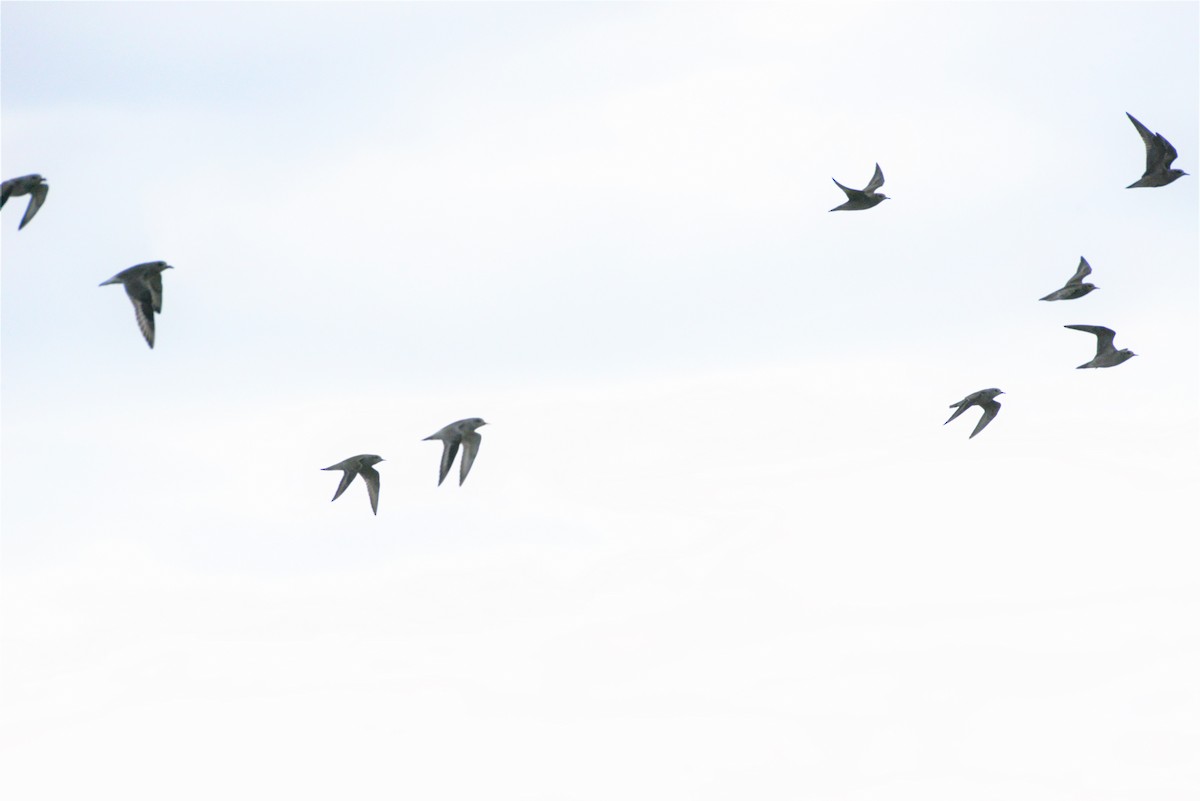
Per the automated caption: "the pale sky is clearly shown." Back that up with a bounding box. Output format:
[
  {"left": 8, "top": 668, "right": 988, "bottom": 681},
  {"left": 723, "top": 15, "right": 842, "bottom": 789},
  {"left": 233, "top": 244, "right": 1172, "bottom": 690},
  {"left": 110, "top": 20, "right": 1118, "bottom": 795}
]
[{"left": 2, "top": 3, "right": 1198, "bottom": 799}]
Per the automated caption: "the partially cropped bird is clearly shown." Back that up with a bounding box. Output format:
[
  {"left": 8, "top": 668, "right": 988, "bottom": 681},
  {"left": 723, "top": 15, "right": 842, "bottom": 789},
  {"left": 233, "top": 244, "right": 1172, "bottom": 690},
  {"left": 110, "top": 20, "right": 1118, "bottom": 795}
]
[
  {"left": 99, "top": 261, "right": 173, "bottom": 348},
  {"left": 423, "top": 418, "right": 487, "bottom": 486},
  {"left": 322, "top": 454, "right": 384, "bottom": 515},
  {"left": 945, "top": 388, "right": 1004, "bottom": 439},
  {"left": 1, "top": 173, "right": 49, "bottom": 229},
  {"left": 1125, "top": 112, "right": 1187, "bottom": 188},
  {"left": 1064, "top": 325, "right": 1136, "bottom": 369},
  {"left": 829, "top": 163, "right": 888, "bottom": 211},
  {"left": 1039, "top": 256, "right": 1099, "bottom": 301}
]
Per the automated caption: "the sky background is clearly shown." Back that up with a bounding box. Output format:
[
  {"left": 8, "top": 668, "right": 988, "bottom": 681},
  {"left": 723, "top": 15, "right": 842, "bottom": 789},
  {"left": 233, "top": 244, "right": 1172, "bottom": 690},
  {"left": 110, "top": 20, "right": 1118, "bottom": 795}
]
[{"left": 2, "top": 2, "right": 1198, "bottom": 798}]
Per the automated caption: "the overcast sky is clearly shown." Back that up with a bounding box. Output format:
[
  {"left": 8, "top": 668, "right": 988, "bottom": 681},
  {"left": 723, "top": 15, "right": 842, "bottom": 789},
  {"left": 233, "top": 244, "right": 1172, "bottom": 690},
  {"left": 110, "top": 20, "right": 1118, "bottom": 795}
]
[{"left": 2, "top": 2, "right": 1198, "bottom": 799}]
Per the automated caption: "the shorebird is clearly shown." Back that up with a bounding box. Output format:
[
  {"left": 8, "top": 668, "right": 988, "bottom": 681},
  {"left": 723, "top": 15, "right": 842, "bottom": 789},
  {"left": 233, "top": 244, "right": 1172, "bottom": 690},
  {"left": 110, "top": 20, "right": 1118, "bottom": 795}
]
[
  {"left": 423, "top": 418, "right": 487, "bottom": 486},
  {"left": 1126, "top": 113, "right": 1187, "bottom": 188},
  {"left": 945, "top": 388, "right": 1004, "bottom": 439},
  {"left": 829, "top": 163, "right": 889, "bottom": 211},
  {"left": 322, "top": 454, "right": 384, "bottom": 515},
  {"left": 1, "top": 173, "right": 49, "bottom": 229},
  {"left": 1039, "top": 256, "right": 1099, "bottom": 301},
  {"left": 1064, "top": 325, "right": 1136, "bottom": 369},
  {"left": 99, "top": 261, "right": 174, "bottom": 348}
]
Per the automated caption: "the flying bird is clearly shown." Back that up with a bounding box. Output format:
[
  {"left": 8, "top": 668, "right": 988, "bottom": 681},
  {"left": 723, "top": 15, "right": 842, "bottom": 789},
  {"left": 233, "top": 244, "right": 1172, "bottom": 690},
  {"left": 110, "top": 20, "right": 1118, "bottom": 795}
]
[
  {"left": 322, "top": 454, "right": 384, "bottom": 515},
  {"left": 829, "top": 163, "right": 889, "bottom": 211},
  {"left": 1125, "top": 113, "right": 1187, "bottom": 188},
  {"left": 1, "top": 173, "right": 49, "bottom": 229},
  {"left": 1064, "top": 325, "right": 1136, "bottom": 369},
  {"left": 423, "top": 418, "right": 487, "bottom": 486},
  {"left": 98, "top": 261, "right": 173, "bottom": 348},
  {"left": 1039, "top": 256, "right": 1099, "bottom": 301},
  {"left": 945, "top": 388, "right": 1004, "bottom": 439}
]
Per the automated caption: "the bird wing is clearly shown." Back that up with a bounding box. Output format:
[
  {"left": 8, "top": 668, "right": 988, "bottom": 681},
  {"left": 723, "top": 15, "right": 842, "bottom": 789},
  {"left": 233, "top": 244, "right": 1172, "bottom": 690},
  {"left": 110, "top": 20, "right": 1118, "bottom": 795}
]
[
  {"left": 1127, "top": 113, "right": 1158, "bottom": 169},
  {"left": 459, "top": 430, "right": 482, "bottom": 485},
  {"left": 1065, "top": 324, "right": 1116, "bottom": 356},
  {"left": 360, "top": 465, "right": 380, "bottom": 514},
  {"left": 831, "top": 177, "right": 866, "bottom": 200},
  {"left": 1066, "top": 257, "right": 1092, "bottom": 286},
  {"left": 18, "top": 183, "right": 48, "bottom": 229},
  {"left": 969, "top": 399, "right": 1001, "bottom": 438},
  {"left": 124, "top": 279, "right": 157, "bottom": 348},
  {"left": 864, "top": 163, "right": 885, "bottom": 193},
  {"left": 0, "top": 179, "right": 14, "bottom": 208},
  {"left": 1157, "top": 133, "right": 1179, "bottom": 169},
  {"left": 148, "top": 269, "right": 165, "bottom": 313},
  {"left": 944, "top": 396, "right": 973, "bottom": 425},
  {"left": 328, "top": 468, "right": 357, "bottom": 503},
  {"left": 437, "top": 439, "right": 460, "bottom": 486}
]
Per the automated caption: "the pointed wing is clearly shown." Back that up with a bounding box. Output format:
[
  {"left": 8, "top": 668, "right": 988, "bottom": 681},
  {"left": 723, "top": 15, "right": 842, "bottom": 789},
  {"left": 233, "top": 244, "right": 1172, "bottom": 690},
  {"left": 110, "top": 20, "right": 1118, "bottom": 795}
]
[
  {"left": 1066, "top": 257, "right": 1092, "bottom": 286},
  {"left": 0, "top": 179, "right": 14, "bottom": 208},
  {"left": 123, "top": 280, "right": 157, "bottom": 348},
  {"left": 18, "top": 183, "right": 48, "bottom": 229},
  {"left": 1157, "top": 133, "right": 1179, "bottom": 169},
  {"left": 1065, "top": 324, "right": 1116, "bottom": 356},
  {"left": 360, "top": 465, "right": 380, "bottom": 514},
  {"left": 944, "top": 396, "right": 973, "bottom": 425},
  {"left": 329, "top": 468, "right": 357, "bottom": 503},
  {"left": 864, "top": 163, "right": 885, "bottom": 193},
  {"left": 969, "top": 399, "right": 1001, "bottom": 438},
  {"left": 1127, "top": 113, "right": 1160, "bottom": 172},
  {"left": 437, "top": 439, "right": 459, "bottom": 486},
  {"left": 459, "top": 431, "right": 482, "bottom": 485},
  {"left": 831, "top": 177, "right": 866, "bottom": 201},
  {"left": 148, "top": 269, "right": 165, "bottom": 313}
]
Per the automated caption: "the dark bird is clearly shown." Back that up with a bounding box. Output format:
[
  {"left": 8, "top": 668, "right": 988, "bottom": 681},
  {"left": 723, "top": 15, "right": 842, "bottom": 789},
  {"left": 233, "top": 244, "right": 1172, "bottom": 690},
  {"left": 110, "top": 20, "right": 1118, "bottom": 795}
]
[
  {"left": 1126, "top": 113, "right": 1187, "bottom": 188},
  {"left": 322, "top": 454, "right": 384, "bottom": 515},
  {"left": 423, "top": 418, "right": 487, "bottom": 486},
  {"left": 1064, "top": 325, "right": 1136, "bottom": 369},
  {"left": 945, "top": 388, "right": 1004, "bottom": 439},
  {"left": 1039, "top": 256, "right": 1099, "bottom": 301},
  {"left": 829, "top": 163, "right": 889, "bottom": 211},
  {"left": 1, "top": 173, "right": 49, "bottom": 229},
  {"left": 99, "top": 261, "right": 173, "bottom": 348}
]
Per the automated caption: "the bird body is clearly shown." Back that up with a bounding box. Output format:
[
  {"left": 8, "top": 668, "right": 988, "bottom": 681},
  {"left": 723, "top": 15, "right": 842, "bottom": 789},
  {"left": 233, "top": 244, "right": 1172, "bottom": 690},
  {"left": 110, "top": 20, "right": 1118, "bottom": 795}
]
[
  {"left": 1064, "top": 325, "right": 1136, "bottom": 369},
  {"left": 1, "top": 173, "right": 49, "bottom": 229},
  {"left": 99, "top": 261, "right": 173, "bottom": 348},
  {"left": 1039, "top": 256, "right": 1098, "bottom": 301},
  {"left": 423, "top": 418, "right": 487, "bottom": 485},
  {"left": 322, "top": 454, "right": 384, "bottom": 515},
  {"left": 1126, "top": 113, "right": 1187, "bottom": 188},
  {"left": 945, "top": 388, "right": 1004, "bottom": 438},
  {"left": 829, "top": 163, "right": 889, "bottom": 211}
]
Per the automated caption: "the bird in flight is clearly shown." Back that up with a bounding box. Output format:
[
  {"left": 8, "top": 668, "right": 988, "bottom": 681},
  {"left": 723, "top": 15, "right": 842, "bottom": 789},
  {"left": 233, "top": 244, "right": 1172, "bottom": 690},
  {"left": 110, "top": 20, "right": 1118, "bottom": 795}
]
[
  {"left": 98, "top": 261, "right": 174, "bottom": 348},
  {"left": 829, "top": 163, "right": 889, "bottom": 211},
  {"left": 1125, "top": 113, "right": 1187, "bottom": 188},
  {"left": 423, "top": 418, "right": 487, "bottom": 486},
  {"left": 1, "top": 173, "right": 49, "bottom": 229},
  {"left": 1064, "top": 325, "right": 1136, "bottom": 369},
  {"left": 322, "top": 454, "right": 384, "bottom": 515},
  {"left": 945, "top": 388, "right": 1004, "bottom": 438},
  {"left": 1039, "top": 256, "right": 1099, "bottom": 301}
]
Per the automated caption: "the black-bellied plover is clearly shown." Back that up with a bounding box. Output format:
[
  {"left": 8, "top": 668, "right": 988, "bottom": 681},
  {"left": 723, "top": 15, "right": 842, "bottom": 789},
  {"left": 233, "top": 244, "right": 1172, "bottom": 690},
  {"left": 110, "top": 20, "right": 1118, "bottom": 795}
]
[
  {"left": 945, "top": 388, "right": 1004, "bottom": 438},
  {"left": 829, "top": 163, "right": 889, "bottom": 211},
  {"left": 1126, "top": 113, "right": 1187, "bottom": 188},
  {"left": 322, "top": 454, "right": 384, "bottom": 515},
  {"left": 1, "top": 174, "right": 49, "bottom": 229},
  {"left": 1039, "top": 257, "right": 1099, "bottom": 301},
  {"left": 1064, "top": 325, "right": 1136, "bottom": 369},
  {"left": 423, "top": 418, "right": 487, "bottom": 486},
  {"left": 98, "top": 261, "right": 174, "bottom": 348}
]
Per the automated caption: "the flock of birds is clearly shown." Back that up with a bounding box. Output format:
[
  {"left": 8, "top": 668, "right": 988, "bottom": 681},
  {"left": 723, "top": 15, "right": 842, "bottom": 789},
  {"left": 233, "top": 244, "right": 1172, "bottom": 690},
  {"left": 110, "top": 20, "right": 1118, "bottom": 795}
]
[
  {"left": 1, "top": 112, "right": 1189, "bottom": 511},
  {"left": 830, "top": 111, "right": 1182, "bottom": 441}
]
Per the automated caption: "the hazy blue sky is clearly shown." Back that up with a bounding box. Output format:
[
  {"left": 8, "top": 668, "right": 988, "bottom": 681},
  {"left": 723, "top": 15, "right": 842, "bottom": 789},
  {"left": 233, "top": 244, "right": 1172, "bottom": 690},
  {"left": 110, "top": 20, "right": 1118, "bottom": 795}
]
[{"left": 2, "top": 3, "right": 1197, "bottom": 799}]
